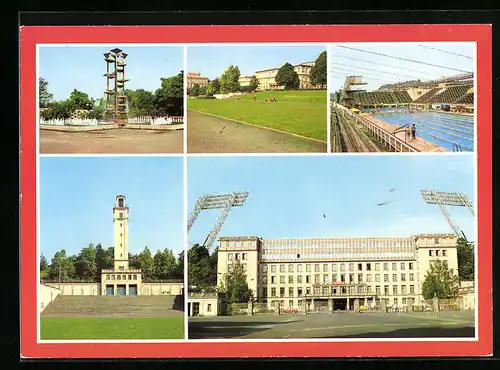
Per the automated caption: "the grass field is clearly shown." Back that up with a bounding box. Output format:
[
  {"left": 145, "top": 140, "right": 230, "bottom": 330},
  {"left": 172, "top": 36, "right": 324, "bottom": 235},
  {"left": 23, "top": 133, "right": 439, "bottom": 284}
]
[
  {"left": 188, "top": 90, "right": 327, "bottom": 141},
  {"left": 40, "top": 317, "right": 184, "bottom": 340}
]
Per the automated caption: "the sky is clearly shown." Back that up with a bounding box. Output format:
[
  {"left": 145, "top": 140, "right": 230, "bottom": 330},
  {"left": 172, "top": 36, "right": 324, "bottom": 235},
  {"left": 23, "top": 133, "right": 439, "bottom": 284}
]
[
  {"left": 329, "top": 42, "right": 475, "bottom": 92},
  {"left": 39, "top": 45, "right": 183, "bottom": 101},
  {"left": 39, "top": 157, "right": 184, "bottom": 260},
  {"left": 187, "top": 155, "right": 476, "bottom": 248},
  {"left": 187, "top": 45, "right": 326, "bottom": 80}
]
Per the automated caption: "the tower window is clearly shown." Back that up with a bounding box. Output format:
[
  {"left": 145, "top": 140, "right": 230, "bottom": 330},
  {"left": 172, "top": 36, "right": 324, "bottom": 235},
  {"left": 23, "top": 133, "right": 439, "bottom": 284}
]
[
  {"left": 119, "top": 212, "right": 123, "bottom": 219},
  {"left": 118, "top": 198, "right": 124, "bottom": 207}
]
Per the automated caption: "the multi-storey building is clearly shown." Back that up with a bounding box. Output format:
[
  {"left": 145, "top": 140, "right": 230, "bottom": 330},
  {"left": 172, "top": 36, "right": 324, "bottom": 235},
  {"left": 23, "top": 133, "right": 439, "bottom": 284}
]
[
  {"left": 254, "top": 61, "right": 321, "bottom": 91},
  {"left": 187, "top": 72, "right": 209, "bottom": 89},
  {"left": 216, "top": 234, "right": 459, "bottom": 311},
  {"left": 238, "top": 75, "right": 255, "bottom": 87}
]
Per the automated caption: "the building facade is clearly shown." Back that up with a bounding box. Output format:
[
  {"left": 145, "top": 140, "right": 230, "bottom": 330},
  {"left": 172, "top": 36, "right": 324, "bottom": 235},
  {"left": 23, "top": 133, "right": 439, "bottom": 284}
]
[
  {"left": 187, "top": 72, "right": 209, "bottom": 89},
  {"left": 216, "top": 234, "right": 459, "bottom": 311},
  {"left": 238, "top": 75, "right": 255, "bottom": 87},
  {"left": 255, "top": 62, "right": 320, "bottom": 91}
]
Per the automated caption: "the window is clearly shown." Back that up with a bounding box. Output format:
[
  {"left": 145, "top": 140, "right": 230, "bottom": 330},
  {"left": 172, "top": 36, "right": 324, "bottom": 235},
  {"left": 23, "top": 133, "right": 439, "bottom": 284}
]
[
  {"left": 393, "top": 298, "right": 398, "bottom": 305},
  {"left": 314, "top": 274, "right": 320, "bottom": 283},
  {"left": 358, "top": 274, "right": 363, "bottom": 282},
  {"left": 297, "top": 264, "right": 303, "bottom": 272},
  {"left": 375, "top": 263, "right": 380, "bottom": 271},
  {"left": 366, "top": 263, "right": 372, "bottom": 271},
  {"left": 271, "top": 265, "right": 276, "bottom": 273},
  {"left": 409, "top": 262, "right": 414, "bottom": 270},
  {"left": 392, "top": 274, "right": 398, "bottom": 282},
  {"left": 375, "top": 274, "right": 381, "bottom": 282},
  {"left": 297, "top": 275, "right": 303, "bottom": 283},
  {"left": 263, "top": 276, "right": 268, "bottom": 284},
  {"left": 410, "top": 285, "right": 415, "bottom": 294},
  {"left": 332, "top": 274, "right": 337, "bottom": 282},
  {"left": 392, "top": 262, "right": 397, "bottom": 270},
  {"left": 280, "top": 276, "right": 285, "bottom": 284},
  {"left": 120, "top": 223, "right": 122, "bottom": 227},
  {"left": 119, "top": 266, "right": 124, "bottom": 270},
  {"left": 306, "top": 287, "right": 311, "bottom": 295},
  {"left": 435, "top": 237, "right": 440, "bottom": 244},
  {"left": 207, "top": 304, "right": 212, "bottom": 312},
  {"left": 442, "top": 250, "right": 447, "bottom": 256},
  {"left": 289, "top": 287, "right": 294, "bottom": 297},
  {"left": 263, "top": 288, "right": 268, "bottom": 297},
  {"left": 401, "top": 286, "right": 407, "bottom": 295},
  {"left": 288, "top": 276, "right": 294, "bottom": 284},
  {"left": 436, "top": 250, "right": 440, "bottom": 257},
  {"left": 340, "top": 274, "right": 345, "bottom": 282},
  {"left": 120, "top": 233, "right": 122, "bottom": 237},
  {"left": 323, "top": 275, "right": 329, "bottom": 283},
  {"left": 400, "top": 262, "right": 405, "bottom": 270},
  {"left": 376, "top": 286, "right": 381, "bottom": 295},
  {"left": 118, "top": 198, "right": 124, "bottom": 207},
  {"left": 288, "top": 264, "right": 294, "bottom": 273},
  {"left": 117, "top": 274, "right": 121, "bottom": 280},
  {"left": 315, "top": 264, "right": 320, "bottom": 272},
  {"left": 297, "top": 287, "right": 303, "bottom": 297},
  {"left": 384, "top": 274, "right": 389, "bottom": 282},
  {"left": 384, "top": 285, "right": 389, "bottom": 295},
  {"left": 323, "top": 264, "right": 328, "bottom": 272},
  {"left": 280, "top": 265, "right": 285, "bottom": 273},
  {"left": 358, "top": 263, "right": 363, "bottom": 271},
  {"left": 271, "top": 276, "right": 276, "bottom": 284},
  {"left": 340, "top": 263, "right": 345, "bottom": 272},
  {"left": 366, "top": 274, "right": 372, "bottom": 282},
  {"left": 119, "top": 212, "right": 123, "bottom": 218},
  {"left": 332, "top": 264, "right": 337, "bottom": 272},
  {"left": 242, "top": 264, "right": 247, "bottom": 272},
  {"left": 393, "top": 285, "right": 398, "bottom": 295},
  {"left": 383, "top": 263, "right": 389, "bottom": 271},
  {"left": 367, "top": 286, "right": 372, "bottom": 293},
  {"left": 401, "top": 273, "right": 406, "bottom": 282},
  {"left": 242, "top": 253, "right": 248, "bottom": 260},
  {"left": 349, "top": 263, "right": 354, "bottom": 271},
  {"left": 106, "top": 275, "right": 110, "bottom": 280},
  {"left": 123, "top": 275, "right": 126, "bottom": 280},
  {"left": 429, "top": 250, "right": 434, "bottom": 257},
  {"left": 235, "top": 253, "right": 240, "bottom": 260},
  {"left": 262, "top": 265, "right": 268, "bottom": 273},
  {"left": 323, "top": 286, "right": 330, "bottom": 295},
  {"left": 402, "top": 298, "right": 407, "bottom": 305},
  {"left": 271, "top": 288, "right": 276, "bottom": 297},
  {"left": 306, "top": 264, "right": 311, "bottom": 272},
  {"left": 409, "top": 273, "right": 414, "bottom": 281},
  {"left": 133, "top": 275, "right": 137, "bottom": 279},
  {"left": 306, "top": 275, "right": 311, "bottom": 283}
]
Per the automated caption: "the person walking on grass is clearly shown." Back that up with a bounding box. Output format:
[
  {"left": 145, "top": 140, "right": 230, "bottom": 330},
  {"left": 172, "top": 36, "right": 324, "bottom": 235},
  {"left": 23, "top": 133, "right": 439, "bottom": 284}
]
[{"left": 411, "top": 124, "right": 417, "bottom": 140}]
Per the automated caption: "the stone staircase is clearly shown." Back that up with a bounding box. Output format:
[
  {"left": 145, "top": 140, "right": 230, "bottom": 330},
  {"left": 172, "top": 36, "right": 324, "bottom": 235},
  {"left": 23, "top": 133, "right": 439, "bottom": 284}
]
[{"left": 42, "top": 295, "right": 184, "bottom": 317}]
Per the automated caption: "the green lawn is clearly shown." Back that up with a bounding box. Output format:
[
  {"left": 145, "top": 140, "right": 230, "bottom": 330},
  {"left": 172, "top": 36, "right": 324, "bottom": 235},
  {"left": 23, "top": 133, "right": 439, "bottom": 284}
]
[
  {"left": 188, "top": 90, "right": 327, "bottom": 141},
  {"left": 40, "top": 317, "right": 184, "bottom": 340}
]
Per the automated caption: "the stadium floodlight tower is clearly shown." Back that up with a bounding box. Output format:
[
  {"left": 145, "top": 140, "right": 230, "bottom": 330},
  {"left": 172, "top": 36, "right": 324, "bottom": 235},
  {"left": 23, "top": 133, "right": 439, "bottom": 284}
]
[
  {"left": 341, "top": 76, "right": 367, "bottom": 108},
  {"left": 420, "top": 189, "right": 474, "bottom": 240},
  {"left": 187, "top": 191, "right": 249, "bottom": 249},
  {"left": 104, "top": 48, "right": 130, "bottom": 124}
]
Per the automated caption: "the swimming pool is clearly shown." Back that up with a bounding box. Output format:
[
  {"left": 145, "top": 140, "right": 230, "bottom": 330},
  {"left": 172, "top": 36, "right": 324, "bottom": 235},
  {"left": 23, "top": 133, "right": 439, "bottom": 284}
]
[{"left": 375, "top": 111, "right": 474, "bottom": 151}]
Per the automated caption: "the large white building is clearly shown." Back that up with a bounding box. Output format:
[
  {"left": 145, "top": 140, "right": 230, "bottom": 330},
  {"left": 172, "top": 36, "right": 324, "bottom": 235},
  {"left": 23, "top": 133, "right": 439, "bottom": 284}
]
[{"left": 216, "top": 234, "right": 459, "bottom": 311}]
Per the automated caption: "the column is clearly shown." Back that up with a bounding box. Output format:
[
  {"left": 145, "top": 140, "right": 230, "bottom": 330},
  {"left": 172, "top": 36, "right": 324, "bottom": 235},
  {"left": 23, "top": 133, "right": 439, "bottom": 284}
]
[
  {"left": 247, "top": 300, "right": 254, "bottom": 316},
  {"left": 328, "top": 298, "right": 333, "bottom": 314},
  {"left": 433, "top": 296, "right": 439, "bottom": 312},
  {"left": 275, "top": 300, "right": 281, "bottom": 315},
  {"left": 302, "top": 299, "right": 307, "bottom": 314},
  {"left": 125, "top": 285, "right": 129, "bottom": 296},
  {"left": 311, "top": 298, "right": 315, "bottom": 312},
  {"left": 114, "top": 284, "right": 117, "bottom": 296},
  {"left": 354, "top": 298, "right": 360, "bottom": 313}
]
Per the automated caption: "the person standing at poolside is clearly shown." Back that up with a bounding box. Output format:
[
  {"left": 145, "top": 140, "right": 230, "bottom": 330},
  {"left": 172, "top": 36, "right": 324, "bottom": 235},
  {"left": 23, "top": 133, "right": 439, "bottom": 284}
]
[
  {"left": 411, "top": 124, "right": 417, "bottom": 140},
  {"left": 406, "top": 125, "right": 411, "bottom": 141}
]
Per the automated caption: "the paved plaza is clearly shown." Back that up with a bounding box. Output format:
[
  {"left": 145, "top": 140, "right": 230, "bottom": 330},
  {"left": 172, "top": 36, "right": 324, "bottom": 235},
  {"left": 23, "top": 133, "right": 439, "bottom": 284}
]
[{"left": 188, "top": 311, "right": 475, "bottom": 339}]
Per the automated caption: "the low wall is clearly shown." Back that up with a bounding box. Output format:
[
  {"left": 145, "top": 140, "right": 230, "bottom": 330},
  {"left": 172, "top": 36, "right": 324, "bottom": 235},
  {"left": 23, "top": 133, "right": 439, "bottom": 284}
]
[
  {"left": 141, "top": 283, "right": 184, "bottom": 296},
  {"left": 39, "top": 283, "right": 61, "bottom": 312}
]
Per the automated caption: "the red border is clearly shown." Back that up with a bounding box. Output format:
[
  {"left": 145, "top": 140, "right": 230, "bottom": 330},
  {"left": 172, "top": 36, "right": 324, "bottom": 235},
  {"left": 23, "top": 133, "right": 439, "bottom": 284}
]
[{"left": 20, "top": 24, "right": 492, "bottom": 358}]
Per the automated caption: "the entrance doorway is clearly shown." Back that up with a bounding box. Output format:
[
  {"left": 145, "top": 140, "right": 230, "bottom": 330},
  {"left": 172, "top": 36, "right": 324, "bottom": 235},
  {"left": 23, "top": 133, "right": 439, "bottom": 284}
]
[
  {"left": 117, "top": 285, "right": 126, "bottom": 296},
  {"left": 129, "top": 285, "right": 137, "bottom": 296},
  {"left": 349, "top": 298, "right": 355, "bottom": 311},
  {"left": 192, "top": 302, "right": 200, "bottom": 316},
  {"left": 106, "top": 285, "right": 114, "bottom": 296},
  {"left": 333, "top": 298, "right": 347, "bottom": 311}
]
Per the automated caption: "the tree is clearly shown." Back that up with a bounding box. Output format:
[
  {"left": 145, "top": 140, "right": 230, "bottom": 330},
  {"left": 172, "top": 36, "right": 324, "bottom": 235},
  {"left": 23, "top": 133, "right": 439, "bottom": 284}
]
[
  {"left": 39, "top": 78, "right": 53, "bottom": 108},
  {"left": 40, "top": 254, "right": 48, "bottom": 271},
  {"left": 68, "top": 89, "right": 93, "bottom": 110},
  {"left": 75, "top": 243, "right": 98, "bottom": 280},
  {"left": 152, "top": 250, "right": 167, "bottom": 280},
  {"left": 129, "top": 252, "right": 141, "bottom": 269},
  {"left": 310, "top": 51, "right": 327, "bottom": 87},
  {"left": 219, "top": 65, "right": 241, "bottom": 93},
  {"left": 275, "top": 63, "right": 300, "bottom": 90},
  {"left": 220, "top": 260, "right": 253, "bottom": 303},
  {"left": 127, "top": 89, "right": 156, "bottom": 116},
  {"left": 190, "top": 84, "right": 201, "bottom": 96},
  {"left": 138, "top": 246, "right": 154, "bottom": 280},
  {"left": 41, "top": 100, "right": 73, "bottom": 120},
  {"left": 172, "top": 251, "right": 184, "bottom": 280},
  {"left": 211, "top": 78, "right": 221, "bottom": 93},
  {"left": 95, "top": 243, "right": 113, "bottom": 271},
  {"left": 48, "top": 249, "right": 75, "bottom": 282},
  {"left": 248, "top": 76, "right": 259, "bottom": 91},
  {"left": 155, "top": 71, "right": 184, "bottom": 116},
  {"left": 457, "top": 237, "right": 474, "bottom": 281},
  {"left": 421, "top": 259, "right": 460, "bottom": 299},
  {"left": 164, "top": 249, "right": 178, "bottom": 279},
  {"left": 206, "top": 84, "right": 216, "bottom": 97},
  {"left": 188, "top": 244, "right": 214, "bottom": 288}
]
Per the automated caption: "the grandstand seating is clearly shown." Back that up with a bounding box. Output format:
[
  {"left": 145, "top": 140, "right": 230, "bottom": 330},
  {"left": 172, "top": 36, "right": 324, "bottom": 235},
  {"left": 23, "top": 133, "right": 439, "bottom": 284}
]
[
  {"left": 42, "top": 295, "right": 184, "bottom": 317},
  {"left": 348, "top": 91, "right": 412, "bottom": 105},
  {"left": 413, "top": 88, "right": 440, "bottom": 104},
  {"left": 454, "top": 93, "right": 474, "bottom": 105},
  {"left": 426, "top": 85, "right": 472, "bottom": 104}
]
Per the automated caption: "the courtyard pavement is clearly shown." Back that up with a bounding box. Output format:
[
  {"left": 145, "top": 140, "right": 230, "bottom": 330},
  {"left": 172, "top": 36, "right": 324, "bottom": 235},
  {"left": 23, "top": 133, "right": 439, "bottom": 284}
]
[{"left": 188, "top": 310, "right": 475, "bottom": 339}]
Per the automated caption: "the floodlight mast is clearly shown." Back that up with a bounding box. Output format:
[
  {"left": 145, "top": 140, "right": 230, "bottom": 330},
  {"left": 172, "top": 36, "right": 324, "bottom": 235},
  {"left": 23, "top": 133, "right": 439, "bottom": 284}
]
[
  {"left": 420, "top": 189, "right": 474, "bottom": 239},
  {"left": 187, "top": 191, "right": 249, "bottom": 249}
]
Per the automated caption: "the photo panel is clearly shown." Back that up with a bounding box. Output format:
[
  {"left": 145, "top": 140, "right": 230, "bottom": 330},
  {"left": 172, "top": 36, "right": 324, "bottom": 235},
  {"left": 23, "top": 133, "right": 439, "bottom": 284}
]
[
  {"left": 38, "top": 156, "right": 185, "bottom": 340},
  {"left": 186, "top": 155, "right": 476, "bottom": 340},
  {"left": 186, "top": 45, "right": 328, "bottom": 153},
  {"left": 38, "top": 45, "right": 185, "bottom": 154},
  {"left": 328, "top": 42, "right": 475, "bottom": 153}
]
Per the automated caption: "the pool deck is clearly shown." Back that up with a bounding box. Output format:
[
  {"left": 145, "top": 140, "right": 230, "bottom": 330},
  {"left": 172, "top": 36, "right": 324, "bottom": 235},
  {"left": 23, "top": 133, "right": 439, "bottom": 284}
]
[{"left": 363, "top": 115, "right": 449, "bottom": 152}]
